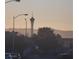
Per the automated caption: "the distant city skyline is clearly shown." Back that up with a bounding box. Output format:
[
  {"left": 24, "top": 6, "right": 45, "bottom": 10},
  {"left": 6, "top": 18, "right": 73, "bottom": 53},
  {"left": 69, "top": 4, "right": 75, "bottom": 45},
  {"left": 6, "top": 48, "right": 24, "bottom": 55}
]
[{"left": 5, "top": 0, "right": 73, "bottom": 31}]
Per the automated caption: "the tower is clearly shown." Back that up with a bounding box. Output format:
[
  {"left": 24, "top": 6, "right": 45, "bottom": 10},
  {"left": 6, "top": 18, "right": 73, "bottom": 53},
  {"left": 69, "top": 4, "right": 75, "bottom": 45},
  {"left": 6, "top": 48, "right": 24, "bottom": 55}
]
[{"left": 30, "top": 12, "right": 35, "bottom": 37}]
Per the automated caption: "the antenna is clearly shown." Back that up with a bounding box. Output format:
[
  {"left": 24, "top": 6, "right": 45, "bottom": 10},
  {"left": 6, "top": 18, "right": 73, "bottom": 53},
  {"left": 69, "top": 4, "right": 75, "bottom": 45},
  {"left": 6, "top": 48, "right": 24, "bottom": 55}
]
[{"left": 31, "top": 11, "right": 34, "bottom": 17}]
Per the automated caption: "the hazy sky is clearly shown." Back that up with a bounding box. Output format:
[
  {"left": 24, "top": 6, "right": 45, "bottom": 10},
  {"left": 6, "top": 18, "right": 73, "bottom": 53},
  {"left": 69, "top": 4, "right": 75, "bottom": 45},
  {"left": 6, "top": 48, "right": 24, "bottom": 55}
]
[{"left": 5, "top": 0, "right": 73, "bottom": 31}]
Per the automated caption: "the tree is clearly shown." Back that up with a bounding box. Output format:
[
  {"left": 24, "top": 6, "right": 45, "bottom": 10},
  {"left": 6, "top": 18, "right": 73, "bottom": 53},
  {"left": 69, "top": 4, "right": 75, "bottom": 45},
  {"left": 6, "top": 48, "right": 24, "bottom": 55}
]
[
  {"left": 38, "top": 27, "right": 55, "bottom": 40},
  {"left": 56, "top": 34, "right": 63, "bottom": 48},
  {"left": 36, "top": 27, "right": 63, "bottom": 51}
]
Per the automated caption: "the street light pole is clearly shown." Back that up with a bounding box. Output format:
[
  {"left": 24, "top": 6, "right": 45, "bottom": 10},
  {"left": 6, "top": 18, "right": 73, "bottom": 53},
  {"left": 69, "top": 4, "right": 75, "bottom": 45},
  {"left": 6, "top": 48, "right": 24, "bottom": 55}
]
[
  {"left": 12, "top": 14, "right": 28, "bottom": 53},
  {"left": 25, "top": 18, "right": 27, "bottom": 36},
  {"left": 12, "top": 14, "right": 28, "bottom": 31},
  {"left": 5, "top": 0, "right": 21, "bottom": 53},
  {"left": 12, "top": 16, "right": 15, "bottom": 53},
  {"left": 13, "top": 16, "right": 15, "bottom": 32},
  {"left": 5, "top": 0, "right": 20, "bottom": 4}
]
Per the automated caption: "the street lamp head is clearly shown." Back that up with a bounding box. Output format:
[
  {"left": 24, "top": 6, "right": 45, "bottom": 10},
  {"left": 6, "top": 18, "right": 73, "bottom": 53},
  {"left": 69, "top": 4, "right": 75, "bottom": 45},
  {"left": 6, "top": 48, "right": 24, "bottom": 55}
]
[
  {"left": 15, "top": 0, "right": 20, "bottom": 2},
  {"left": 24, "top": 14, "right": 28, "bottom": 16}
]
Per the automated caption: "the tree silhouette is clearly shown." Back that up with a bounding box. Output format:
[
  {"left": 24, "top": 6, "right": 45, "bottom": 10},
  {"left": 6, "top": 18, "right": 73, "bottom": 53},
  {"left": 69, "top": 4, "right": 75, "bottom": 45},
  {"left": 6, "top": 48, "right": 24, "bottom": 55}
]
[
  {"left": 56, "top": 34, "right": 63, "bottom": 48},
  {"left": 36, "top": 27, "right": 63, "bottom": 51}
]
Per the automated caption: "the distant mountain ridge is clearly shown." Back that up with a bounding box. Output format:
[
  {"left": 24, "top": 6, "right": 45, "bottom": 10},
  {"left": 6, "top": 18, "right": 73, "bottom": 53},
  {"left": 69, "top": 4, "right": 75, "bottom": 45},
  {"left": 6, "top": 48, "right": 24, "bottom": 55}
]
[
  {"left": 5, "top": 28, "right": 73, "bottom": 38},
  {"left": 54, "top": 30, "right": 73, "bottom": 38}
]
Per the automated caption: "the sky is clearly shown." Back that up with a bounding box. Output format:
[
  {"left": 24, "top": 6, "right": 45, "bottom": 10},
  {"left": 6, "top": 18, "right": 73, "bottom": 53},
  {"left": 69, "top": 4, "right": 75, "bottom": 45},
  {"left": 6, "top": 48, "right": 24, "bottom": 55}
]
[{"left": 5, "top": 0, "right": 73, "bottom": 31}]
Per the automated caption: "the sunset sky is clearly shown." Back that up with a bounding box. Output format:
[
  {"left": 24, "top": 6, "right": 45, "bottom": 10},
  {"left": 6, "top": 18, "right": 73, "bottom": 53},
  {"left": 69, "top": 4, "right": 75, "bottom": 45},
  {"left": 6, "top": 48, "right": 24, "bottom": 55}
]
[{"left": 5, "top": 0, "right": 73, "bottom": 31}]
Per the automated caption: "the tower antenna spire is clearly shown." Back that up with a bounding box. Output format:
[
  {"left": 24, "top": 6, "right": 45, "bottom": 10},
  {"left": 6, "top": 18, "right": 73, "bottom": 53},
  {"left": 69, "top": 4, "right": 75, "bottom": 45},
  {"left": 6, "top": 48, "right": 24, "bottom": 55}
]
[
  {"left": 31, "top": 11, "right": 33, "bottom": 17},
  {"left": 30, "top": 11, "right": 35, "bottom": 37}
]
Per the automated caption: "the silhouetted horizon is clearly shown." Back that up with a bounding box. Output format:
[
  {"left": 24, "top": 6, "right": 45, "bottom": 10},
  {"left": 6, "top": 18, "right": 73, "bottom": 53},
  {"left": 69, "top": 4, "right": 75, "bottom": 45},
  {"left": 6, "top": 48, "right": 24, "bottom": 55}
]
[{"left": 5, "top": 28, "right": 73, "bottom": 38}]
